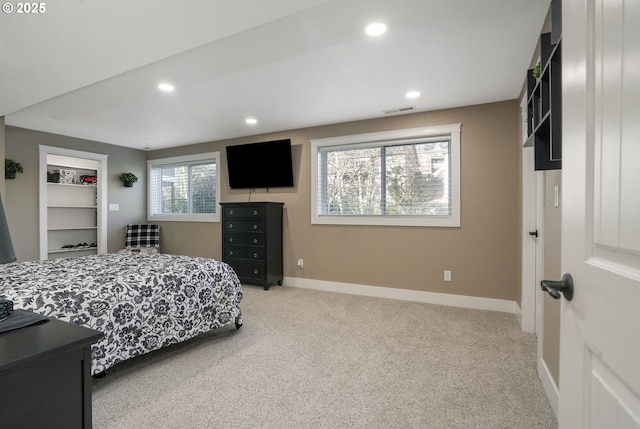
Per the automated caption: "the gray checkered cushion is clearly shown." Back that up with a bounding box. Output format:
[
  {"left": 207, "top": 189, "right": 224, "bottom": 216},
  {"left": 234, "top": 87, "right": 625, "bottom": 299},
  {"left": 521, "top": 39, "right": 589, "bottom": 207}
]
[{"left": 124, "top": 224, "right": 159, "bottom": 248}]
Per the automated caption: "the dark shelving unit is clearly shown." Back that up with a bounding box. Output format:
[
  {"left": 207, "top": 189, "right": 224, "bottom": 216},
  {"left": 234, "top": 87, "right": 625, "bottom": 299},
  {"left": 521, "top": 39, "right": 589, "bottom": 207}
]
[{"left": 526, "top": 0, "right": 562, "bottom": 170}]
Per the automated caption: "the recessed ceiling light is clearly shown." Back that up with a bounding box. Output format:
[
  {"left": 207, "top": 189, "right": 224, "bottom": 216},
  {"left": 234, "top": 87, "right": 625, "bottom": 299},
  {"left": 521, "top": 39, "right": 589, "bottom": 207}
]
[
  {"left": 406, "top": 91, "right": 421, "bottom": 99},
  {"left": 158, "top": 83, "right": 175, "bottom": 92},
  {"left": 245, "top": 118, "right": 258, "bottom": 125},
  {"left": 365, "top": 22, "right": 387, "bottom": 36}
]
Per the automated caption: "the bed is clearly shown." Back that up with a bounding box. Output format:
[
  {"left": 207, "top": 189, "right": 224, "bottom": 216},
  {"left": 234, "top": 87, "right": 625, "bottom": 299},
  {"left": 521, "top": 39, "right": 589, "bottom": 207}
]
[{"left": 0, "top": 252, "right": 243, "bottom": 375}]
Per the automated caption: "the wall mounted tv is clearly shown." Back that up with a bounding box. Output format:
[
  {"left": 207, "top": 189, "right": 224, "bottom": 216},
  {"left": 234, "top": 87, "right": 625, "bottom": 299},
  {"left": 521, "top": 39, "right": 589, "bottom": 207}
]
[{"left": 226, "top": 139, "right": 294, "bottom": 189}]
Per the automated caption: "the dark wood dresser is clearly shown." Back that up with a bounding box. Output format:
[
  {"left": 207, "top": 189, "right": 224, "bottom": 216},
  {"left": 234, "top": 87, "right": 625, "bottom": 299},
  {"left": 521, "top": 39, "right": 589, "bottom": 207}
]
[
  {"left": 220, "top": 202, "right": 284, "bottom": 290},
  {"left": 0, "top": 316, "right": 103, "bottom": 429}
]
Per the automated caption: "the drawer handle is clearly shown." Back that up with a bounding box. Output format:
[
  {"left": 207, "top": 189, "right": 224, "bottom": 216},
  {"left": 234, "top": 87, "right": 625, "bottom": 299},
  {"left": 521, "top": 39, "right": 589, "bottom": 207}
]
[
  {"left": 229, "top": 210, "right": 234, "bottom": 215},
  {"left": 253, "top": 210, "right": 258, "bottom": 215},
  {"left": 253, "top": 252, "right": 258, "bottom": 258},
  {"left": 229, "top": 237, "right": 234, "bottom": 243},
  {"left": 229, "top": 223, "right": 233, "bottom": 229},
  {"left": 253, "top": 238, "right": 258, "bottom": 244},
  {"left": 253, "top": 224, "right": 258, "bottom": 230},
  {"left": 253, "top": 269, "right": 258, "bottom": 274},
  {"left": 229, "top": 250, "right": 234, "bottom": 256}
]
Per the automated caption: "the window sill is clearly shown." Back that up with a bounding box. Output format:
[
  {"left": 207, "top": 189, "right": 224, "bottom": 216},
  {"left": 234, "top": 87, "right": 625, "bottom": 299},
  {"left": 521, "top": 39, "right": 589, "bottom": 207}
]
[
  {"left": 311, "top": 214, "right": 460, "bottom": 227},
  {"left": 148, "top": 214, "right": 219, "bottom": 223}
]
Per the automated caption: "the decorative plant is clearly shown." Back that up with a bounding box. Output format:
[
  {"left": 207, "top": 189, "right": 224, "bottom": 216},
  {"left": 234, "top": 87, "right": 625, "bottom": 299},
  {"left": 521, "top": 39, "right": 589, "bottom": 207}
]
[
  {"left": 119, "top": 172, "right": 138, "bottom": 187},
  {"left": 532, "top": 61, "right": 541, "bottom": 79},
  {"left": 5, "top": 159, "right": 24, "bottom": 179}
]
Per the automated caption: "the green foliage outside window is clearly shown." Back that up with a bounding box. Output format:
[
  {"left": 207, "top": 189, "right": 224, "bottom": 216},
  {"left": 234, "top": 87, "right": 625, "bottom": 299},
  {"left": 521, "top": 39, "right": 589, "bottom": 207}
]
[{"left": 321, "top": 141, "right": 450, "bottom": 217}]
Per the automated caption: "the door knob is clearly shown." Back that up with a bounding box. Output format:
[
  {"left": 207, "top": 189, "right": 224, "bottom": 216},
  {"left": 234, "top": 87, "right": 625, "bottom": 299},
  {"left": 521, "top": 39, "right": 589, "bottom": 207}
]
[{"left": 540, "top": 273, "right": 574, "bottom": 301}]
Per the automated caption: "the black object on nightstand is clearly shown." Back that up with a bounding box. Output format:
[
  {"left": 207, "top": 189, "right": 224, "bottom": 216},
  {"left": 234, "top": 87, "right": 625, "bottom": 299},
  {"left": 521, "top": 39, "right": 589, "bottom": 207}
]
[
  {"left": 221, "top": 202, "right": 284, "bottom": 290},
  {"left": 0, "top": 315, "right": 102, "bottom": 429},
  {"left": 0, "top": 298, "right": 13, "bottom": 321}
]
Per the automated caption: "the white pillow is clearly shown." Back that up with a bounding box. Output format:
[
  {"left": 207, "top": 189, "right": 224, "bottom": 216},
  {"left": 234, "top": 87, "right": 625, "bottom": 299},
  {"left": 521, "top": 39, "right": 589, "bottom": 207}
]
[{"left": 117, "top": 247, "right": 159, "bottom": 254}]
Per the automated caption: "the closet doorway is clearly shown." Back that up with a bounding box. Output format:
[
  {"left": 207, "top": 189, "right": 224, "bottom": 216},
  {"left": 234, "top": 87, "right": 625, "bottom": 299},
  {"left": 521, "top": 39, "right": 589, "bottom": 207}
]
[{"left": 39, "top": 145, "right": 108, "bottom": 260}]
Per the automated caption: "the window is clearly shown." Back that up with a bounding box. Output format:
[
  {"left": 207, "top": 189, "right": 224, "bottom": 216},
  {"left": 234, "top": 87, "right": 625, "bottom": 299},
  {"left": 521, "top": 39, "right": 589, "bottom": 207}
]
[
  {"left": 311, "top": 124, "right": 461, "bottom": 227},
  {"left": 147, "top": 152, "right": 221, "bottom": 222}
]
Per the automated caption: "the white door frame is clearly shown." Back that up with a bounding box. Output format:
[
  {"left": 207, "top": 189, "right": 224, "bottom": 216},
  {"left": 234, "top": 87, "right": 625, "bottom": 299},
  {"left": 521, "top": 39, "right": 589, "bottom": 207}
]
[
  {"left": 520, "top": 132, "right": 537, "bottom": 331},
  {"left": 520, "top": 94, "right": 544, "bottom": 335},
  {"left": 521, "top": 95, "right": 558, "bottom": 414}
]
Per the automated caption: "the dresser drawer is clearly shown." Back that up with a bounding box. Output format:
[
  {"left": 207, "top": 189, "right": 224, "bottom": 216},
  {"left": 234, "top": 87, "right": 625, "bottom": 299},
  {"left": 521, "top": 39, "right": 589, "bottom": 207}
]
[
  {"left": 223, "top": 206, "right": 265, "bottom": 219},
  {"left": 224, "top": 246, "right": 264, "bottom": 261},
  {"left": 228, "top": 260, "right": 266, "bottom": 281},
  {"left": 224, "top": 233, "right": 264, "bottom": 246},
  {"left": 224, "top": 220, "right": 264, "bottom": 232}
]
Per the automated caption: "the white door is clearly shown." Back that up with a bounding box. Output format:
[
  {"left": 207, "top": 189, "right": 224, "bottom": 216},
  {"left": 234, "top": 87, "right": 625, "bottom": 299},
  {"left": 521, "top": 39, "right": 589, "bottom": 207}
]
[
  {"left": 521, "top": 93, "right": 540, "bottom": 335},
  {"left": 559, "top": 0, "right": 640, "bottom": 428}
]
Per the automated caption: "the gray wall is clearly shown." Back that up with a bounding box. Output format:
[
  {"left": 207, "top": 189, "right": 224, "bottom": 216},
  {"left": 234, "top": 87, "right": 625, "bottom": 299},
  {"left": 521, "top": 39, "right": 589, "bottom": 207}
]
[
  {"left": 149, "top": 100, "right": 522, "bottom": 301},
  {"left": 4, "top": 126, "right": 147, "bottom": 261},
  {"left": 0, "top": 117, "right": 5, "bottom": 197},
  {"left": 5, "top": 100, "right": 522, "bottom": 305}
]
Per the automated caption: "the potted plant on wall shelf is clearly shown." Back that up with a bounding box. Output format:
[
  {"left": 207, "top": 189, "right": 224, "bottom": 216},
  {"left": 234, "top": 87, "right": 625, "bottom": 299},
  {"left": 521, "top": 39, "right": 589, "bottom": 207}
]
[
  {"left": 5, "top": 159, "right": 24, "bottom": 179},
  {"left": 119, "top": 172, "right": 138, "bottom": 187},
  {"left": 532, "top": 61, "right": 541, "bottom": 80}
]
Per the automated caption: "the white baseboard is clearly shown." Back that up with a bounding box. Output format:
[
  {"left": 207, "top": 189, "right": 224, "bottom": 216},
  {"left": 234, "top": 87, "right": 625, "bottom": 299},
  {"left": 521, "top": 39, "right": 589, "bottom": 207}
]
[
  {"left": 538, "top": 357, "right": 559, "bottom": 419},
  {"left": 282, "top": 276, "right": 517, "bottom": 314},
  {"left": 515, "top": 302, "right": 523, "bottom": 328}
]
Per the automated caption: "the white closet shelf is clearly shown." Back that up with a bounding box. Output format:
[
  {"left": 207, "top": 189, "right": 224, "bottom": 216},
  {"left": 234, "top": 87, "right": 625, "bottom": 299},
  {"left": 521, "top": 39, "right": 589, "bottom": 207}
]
[
  {"left": 48, "top": 205, "right": 98, "bottom": 209},
  {"left": 48, "top": 227, "right": 98, "bottom": 231},
  {"left": 47, "top": 183, "right": 97, "bottom": 188},
  {"left": 48, "top": 247, "right": 98, "bottom": 254}
]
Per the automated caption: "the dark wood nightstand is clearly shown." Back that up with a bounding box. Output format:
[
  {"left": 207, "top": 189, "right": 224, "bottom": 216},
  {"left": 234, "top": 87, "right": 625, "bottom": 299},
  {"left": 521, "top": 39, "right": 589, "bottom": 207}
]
[{"left": 0, "top": 315, "right": 102, "bottom": 429}]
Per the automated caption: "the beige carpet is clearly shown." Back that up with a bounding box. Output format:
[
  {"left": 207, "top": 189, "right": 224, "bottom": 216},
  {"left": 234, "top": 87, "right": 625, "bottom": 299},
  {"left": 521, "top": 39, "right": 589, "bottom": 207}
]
[{"left": 92, "top": 285, "right": 557, "bottom": 429}]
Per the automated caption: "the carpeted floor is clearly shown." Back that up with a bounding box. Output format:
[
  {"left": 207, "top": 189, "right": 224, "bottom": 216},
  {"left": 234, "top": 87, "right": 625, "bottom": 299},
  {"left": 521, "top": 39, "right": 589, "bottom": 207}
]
[{"left": 92, "top": 285, "right": 557, "bottom": 429}]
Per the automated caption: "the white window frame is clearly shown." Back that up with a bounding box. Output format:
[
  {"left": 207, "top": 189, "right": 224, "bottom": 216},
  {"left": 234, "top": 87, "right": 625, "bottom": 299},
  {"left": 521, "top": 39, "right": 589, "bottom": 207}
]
[
  {"left": 147, "top": 152, "right": 221, "bottom": 222},
  {"left": 311, "top": 124, "right": 461, "bottom": 227}
]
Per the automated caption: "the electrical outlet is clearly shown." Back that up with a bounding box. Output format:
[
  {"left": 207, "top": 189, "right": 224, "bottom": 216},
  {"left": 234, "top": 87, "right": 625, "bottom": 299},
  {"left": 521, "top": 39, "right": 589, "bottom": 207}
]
[
  {"left": 444, "top": 270, "right": 452, "bottom": 282},
  {"left": 297, "top": 259, "right": 304, "bottom": 269}
]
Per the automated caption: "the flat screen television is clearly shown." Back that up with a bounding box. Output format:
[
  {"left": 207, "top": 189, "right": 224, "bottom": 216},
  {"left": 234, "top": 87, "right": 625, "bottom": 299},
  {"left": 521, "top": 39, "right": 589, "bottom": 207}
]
[{"left": 226, "top": 139, "right": 294, "bottom": 189}]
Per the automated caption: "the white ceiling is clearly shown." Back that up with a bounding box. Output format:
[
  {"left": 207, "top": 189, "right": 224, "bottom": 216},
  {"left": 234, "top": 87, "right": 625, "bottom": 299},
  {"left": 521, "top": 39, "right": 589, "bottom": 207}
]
[{"left": 1, "top": 0, "right": 550, "bottom": 150}]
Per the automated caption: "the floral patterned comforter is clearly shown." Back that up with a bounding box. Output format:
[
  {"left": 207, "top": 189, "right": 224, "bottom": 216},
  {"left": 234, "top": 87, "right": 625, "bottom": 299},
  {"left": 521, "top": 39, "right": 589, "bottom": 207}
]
[{"left": 0, "top": 252, "right": 243, "bottom": 375}]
